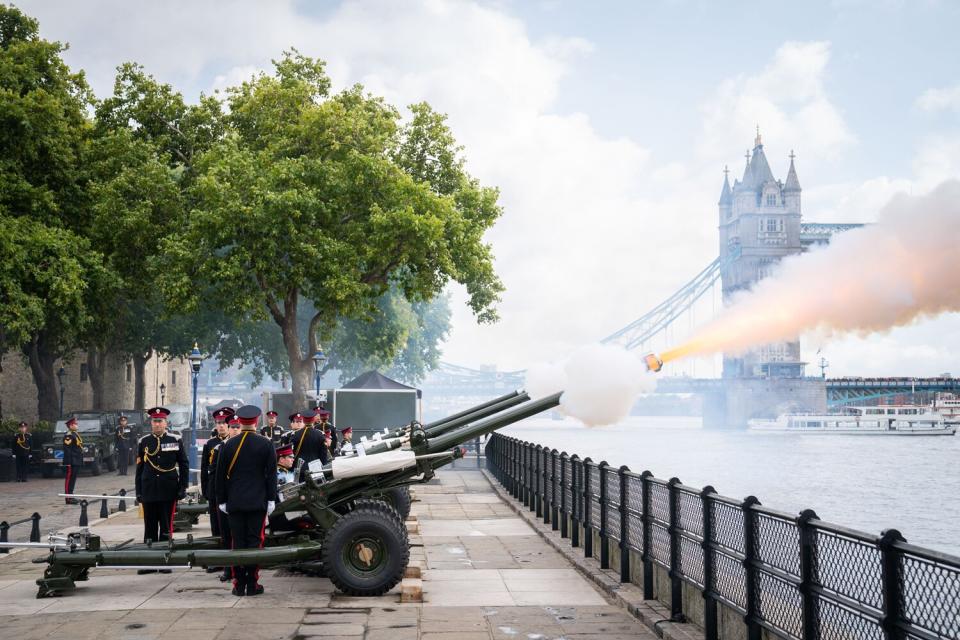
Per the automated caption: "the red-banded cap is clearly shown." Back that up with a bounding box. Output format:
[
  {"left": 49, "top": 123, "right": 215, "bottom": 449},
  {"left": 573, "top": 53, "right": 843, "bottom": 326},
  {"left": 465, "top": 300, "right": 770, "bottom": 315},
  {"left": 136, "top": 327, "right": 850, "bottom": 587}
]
[
  {"left": 66, "top": 417, "right": 78, "bottom": 428},
  {"left": 147, "top": 407, "right": 171, "bottom": 419},
  {"left": 266, "top": 411, "right": 278, "bottom": 417},
  {"left": 236, "top": 405, "right": 261, "bottom": 426}
]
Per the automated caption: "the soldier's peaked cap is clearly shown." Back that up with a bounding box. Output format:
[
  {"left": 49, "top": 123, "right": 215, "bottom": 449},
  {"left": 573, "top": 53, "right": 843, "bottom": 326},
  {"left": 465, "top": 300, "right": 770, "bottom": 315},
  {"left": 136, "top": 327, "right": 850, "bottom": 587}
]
[
  {"left": 276, "top": 444, "right": 294, "bottom": 457},
  {"left": 301, "top": 410, "right": 317, "bottom": 424},
  {"left": 66, "top": 417, "right": 78, "bottom": 427},
  {"left": 212, "top": 408, "right": 234, "bottom": 422},
  {"left": 289, "top": 412, "right": 304, "bottom": 422},
  {"left": 147, "top": 407, "right": 171, "bottom": 419},
  {"left": 317, "top": 409, "right": 330, "bottom": 418},
  {"left": 18, "top": 421, "right": 28, "bottom": 427},
  {"left": 236, "top": 405, "right": 261, "bottom": 426},
  {"left": 228, "top": 416, "right": 240, "bottom": 426},
  {"left": 266, "top": 410, "right": 278, "bottom": 417}
]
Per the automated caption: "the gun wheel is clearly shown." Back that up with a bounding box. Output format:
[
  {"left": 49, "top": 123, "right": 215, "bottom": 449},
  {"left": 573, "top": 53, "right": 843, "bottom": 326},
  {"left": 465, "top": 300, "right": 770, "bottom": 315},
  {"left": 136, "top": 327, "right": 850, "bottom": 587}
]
[
  {"left": 383, "top": 486, "right": 412, "bottom": 521},
  {"left": 322, "top": 506, "right": 409, "bottom": 597}
]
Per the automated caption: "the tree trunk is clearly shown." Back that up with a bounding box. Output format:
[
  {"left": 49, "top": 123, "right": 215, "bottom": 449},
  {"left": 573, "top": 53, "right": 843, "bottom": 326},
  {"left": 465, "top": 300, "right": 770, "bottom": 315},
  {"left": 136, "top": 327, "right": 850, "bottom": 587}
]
[
  {"left": 23, "top": 333, "right": 61, "bottom": 423},
  {"left": 86, "top": 348, "right": 108, "bottom": 410},
  {"left": 133, "top": 350, "right": 151, "bottom": 409}
]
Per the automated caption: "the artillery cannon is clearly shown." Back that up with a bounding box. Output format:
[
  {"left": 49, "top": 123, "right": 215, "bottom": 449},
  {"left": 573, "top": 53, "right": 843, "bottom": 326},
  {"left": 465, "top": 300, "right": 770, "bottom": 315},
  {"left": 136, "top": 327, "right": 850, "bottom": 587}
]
[{"left": 20, "top": 391, "right": 561, "bottom": 599}]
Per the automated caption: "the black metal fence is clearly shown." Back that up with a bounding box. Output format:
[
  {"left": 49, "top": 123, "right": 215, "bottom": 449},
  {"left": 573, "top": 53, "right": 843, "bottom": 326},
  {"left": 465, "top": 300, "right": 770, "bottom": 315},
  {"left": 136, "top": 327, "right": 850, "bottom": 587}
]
[{"left": 485, "top": 433, "right": 960, "bottom": 640}]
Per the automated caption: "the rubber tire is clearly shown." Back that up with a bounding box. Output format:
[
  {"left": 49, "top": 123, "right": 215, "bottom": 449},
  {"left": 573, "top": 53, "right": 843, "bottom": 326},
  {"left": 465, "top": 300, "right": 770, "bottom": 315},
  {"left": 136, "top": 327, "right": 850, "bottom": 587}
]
[
  {"left": 322, "top": 506, "right": 409, "bottom": 597},
  {"left": 42, "top": 465, "right": 55, "bottom": 478},
  {"left": 351, "top": 499, "right": 408, "bottom": 542},
  {"left": 90, "top": 456, "right": 102, "bottom": 476},
  {"left": 383, "top": 486, "right": 412, "bottom": 520}
]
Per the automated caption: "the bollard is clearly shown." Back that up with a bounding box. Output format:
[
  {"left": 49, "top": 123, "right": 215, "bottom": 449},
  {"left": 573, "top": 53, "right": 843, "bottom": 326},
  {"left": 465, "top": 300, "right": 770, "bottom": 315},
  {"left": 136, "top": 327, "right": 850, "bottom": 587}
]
[
  {"left": 0, "top": 521, "right": 8, "bottom": 554},
  {"left": 30, "top": 513, "right": 41, "bottom": 543},
  {"left": 118, "top": 488, "right": 127, "bottom": 512},
  {"left": 100, "top": 495, "right": 109, "bottom": 519},
  {"left": 78, "top": 500, "right": 89, "bottom": 527}
]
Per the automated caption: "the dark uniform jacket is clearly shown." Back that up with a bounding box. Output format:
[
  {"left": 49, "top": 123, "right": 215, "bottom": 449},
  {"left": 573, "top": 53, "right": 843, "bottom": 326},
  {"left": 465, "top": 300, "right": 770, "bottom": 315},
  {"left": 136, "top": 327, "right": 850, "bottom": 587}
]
[
  {"left": 14, "top": 433, "right": 32, "bottom": 458},
  {"left": 135, "top": 432, "right": 189, "bottom": 502},
  {"left": 260, "top": 424, "right": 284, "bottom": 442},
  {"left": 201, "top": 434, "right": 227, "bottom": 500},
  {"left": 290, "top": 426, "right": 328, "bottom": 467},
  {"left": 115, "top": 428, "right": 131, "bottom": 452},
  {"left": 62, "top": 431, "right": 84, "bottom": 466},
  {"left": 215, "top": 430, "right": 277, "bottom": 513}
]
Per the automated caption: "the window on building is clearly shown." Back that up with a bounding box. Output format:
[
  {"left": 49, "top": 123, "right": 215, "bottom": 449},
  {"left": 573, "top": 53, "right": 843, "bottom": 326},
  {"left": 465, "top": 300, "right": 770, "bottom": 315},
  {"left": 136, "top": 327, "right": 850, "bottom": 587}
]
[
  {"left": 126, "top": 364, "right": 132, "bottom": 382},
  {"left": 766, "top": 194, "right": 777, "bottom": 206},
  {"left": 171, "top": 370, "right": 177, "bottom": 387},
  {"left": 80, "top": 363, "right": 88, "bottom": 382}
]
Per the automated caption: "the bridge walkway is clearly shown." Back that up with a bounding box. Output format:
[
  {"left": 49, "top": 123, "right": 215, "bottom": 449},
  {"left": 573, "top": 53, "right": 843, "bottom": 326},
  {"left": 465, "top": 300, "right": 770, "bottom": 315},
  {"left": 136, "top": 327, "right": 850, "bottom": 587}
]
[{"left": 0, "top": 467, "right": 659, "bottom": 639}]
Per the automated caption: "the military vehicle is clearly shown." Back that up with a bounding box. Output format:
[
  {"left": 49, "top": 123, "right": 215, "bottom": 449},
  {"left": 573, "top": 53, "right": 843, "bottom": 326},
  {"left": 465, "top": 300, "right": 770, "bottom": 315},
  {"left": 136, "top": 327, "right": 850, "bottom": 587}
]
[
  {"left": 41, "top": 413, "right": 119, "bottom": 477},
  {"left": 22, "top": 391, "right": 562, "bottom": 598}
]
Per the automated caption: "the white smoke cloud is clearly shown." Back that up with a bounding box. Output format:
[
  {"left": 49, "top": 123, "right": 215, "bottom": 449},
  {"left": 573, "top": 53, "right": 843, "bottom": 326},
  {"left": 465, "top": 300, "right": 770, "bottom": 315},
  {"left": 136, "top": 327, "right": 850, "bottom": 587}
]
[
  {"left": 525, "top": 344, "right": 654, "bottom": 427},
  {"left": 668, "top": 180, "right": 960, "bottom": 361}
]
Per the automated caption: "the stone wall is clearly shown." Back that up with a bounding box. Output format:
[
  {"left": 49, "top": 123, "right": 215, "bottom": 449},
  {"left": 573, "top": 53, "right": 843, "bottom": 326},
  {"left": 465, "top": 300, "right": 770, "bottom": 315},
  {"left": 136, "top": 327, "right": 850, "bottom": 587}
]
[{"left": 0, "top": 351, "right": 192, "bottom": 422}]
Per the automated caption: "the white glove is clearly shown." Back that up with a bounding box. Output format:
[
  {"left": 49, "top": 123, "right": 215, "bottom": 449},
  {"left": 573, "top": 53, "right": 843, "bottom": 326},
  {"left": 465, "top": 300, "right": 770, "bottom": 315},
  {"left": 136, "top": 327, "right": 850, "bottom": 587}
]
[
  {"left": 218, "top": 503, "right": 228, "bottom": 514},
  {"left": 266, "top": 501, "right": 275, "bottom": 516}
]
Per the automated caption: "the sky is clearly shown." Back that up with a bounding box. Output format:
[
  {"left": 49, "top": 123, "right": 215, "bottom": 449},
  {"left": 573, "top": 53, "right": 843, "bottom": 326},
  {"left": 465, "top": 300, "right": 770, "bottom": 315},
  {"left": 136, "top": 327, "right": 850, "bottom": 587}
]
[{"left": 16, "top": 0, "right": 960, "bottom": 377}]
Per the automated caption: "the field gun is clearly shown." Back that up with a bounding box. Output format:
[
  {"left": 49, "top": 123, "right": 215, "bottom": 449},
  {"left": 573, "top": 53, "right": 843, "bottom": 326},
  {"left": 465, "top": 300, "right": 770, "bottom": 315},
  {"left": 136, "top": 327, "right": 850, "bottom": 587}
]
[{"left": 24, "top": 392, "right": 562, "bottom": 599}]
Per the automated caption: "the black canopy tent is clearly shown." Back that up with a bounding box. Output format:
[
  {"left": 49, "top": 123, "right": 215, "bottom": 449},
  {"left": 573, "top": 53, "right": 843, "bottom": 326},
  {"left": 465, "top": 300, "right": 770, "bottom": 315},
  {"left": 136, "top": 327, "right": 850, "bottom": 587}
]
[{"left": 333, "top": 371, "right": 421, "bottom": 437}]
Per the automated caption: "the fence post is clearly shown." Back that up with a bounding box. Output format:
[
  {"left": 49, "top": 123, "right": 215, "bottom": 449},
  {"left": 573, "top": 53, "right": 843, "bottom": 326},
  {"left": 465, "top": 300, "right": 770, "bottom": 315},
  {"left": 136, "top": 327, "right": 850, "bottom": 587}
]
[
  {"left": 0, "top": 521, "right": 8, "bottom": 554},
  {"left": 475, "top": 436, "right": 481, "bottom": 468},
  {"left": 619, "top": 466, "right": 630, "bottom": 583},
  {"left": 879, "top": 528, "right": 907, "bottom": 640},
  {"left": 742, "top": 495, "right": 761, "bottom": 640},
  {"left": 30, "top": 513, "right": 41, "bottom": 542},
  {"left": 797, "top": 509, "right": 819, "bottom": 640},
  {"left": 599, "top": 461, "right": 610, "bottom": 570},
  {"left": 534, "top": 445, "right": 543, "bottom": 517},
  {"left": 510, "top": 439, "right": 518, "bottom": 498},
  {"left": 583, "top": 458, "right": 594, "bottom": 558},
  {"left": 543, "top": 449, "right": 552, "bottom": 525},
  {"left": 641, "top": 470, "right": 654, "bottom": 600},
  {"left": 701, "top": 486, "right": 718, "bottom": 640},
  {"left": 119, "top": 489, "right": 127, "bottom": 512},
  {"left": 521, "top": 442, "right": 530, "bottom": 507},
  {"left": 78, "top": 499, "right": 89, "bottom": 527},
  {"left": 571, "top": 455, "right": 581, "bottom": 548},
  {"left": 100, "top": 495, "right": 109, "bottom": 519},
  {"left": 560, "top": 452, "right": 569, "bottom": 538},
  {"left": 667, "top": 477, "right": 683, "bottom": 620}
]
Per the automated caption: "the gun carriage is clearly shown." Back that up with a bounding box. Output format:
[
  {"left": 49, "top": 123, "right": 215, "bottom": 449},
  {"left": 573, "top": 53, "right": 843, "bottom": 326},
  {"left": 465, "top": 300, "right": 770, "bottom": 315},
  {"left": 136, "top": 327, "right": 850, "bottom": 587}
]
[{"left": 11, "top": 392, "right": 561, "bottom": 598}]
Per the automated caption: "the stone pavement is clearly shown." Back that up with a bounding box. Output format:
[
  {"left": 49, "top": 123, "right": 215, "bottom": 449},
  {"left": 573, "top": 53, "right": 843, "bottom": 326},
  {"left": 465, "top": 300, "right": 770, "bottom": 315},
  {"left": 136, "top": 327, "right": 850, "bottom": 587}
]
[{"left": 0, "top": 467, "right": 658, "bottom": 639}]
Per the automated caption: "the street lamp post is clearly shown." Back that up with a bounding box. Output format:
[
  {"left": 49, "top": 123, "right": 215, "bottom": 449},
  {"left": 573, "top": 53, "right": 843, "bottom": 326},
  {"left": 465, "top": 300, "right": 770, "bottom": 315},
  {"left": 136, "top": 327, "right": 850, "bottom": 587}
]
[
  {"left": 160, "top": 383, "right": 166, "bottom": 405},
  {"left": 57, "top": 367, "right": 66, "bottom": 418},
  {"left": 187, "top": 344, "right": 204, "bottom": 473},
  {"left": 312, "top": 347, "right": 327, "bottom": 408}
]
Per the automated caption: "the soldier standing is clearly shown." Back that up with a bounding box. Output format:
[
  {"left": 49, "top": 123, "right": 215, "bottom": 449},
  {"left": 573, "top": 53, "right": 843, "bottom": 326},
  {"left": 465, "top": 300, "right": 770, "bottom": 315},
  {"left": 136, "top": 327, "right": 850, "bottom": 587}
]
[
  {"left": 215, "top": 405, "right": 277, "bottom": 597},
  {"left": 202, "top": 408, "right": 233, "bottom": 539},
  {"left": 13, "top": 421, "right": 32, "bottom": 482},
  {"left": 135, "top": 407, "right": 189, "bottom": 562},
  {"left": 316, "top": 409, "right": 337, "bottom": 456},
  {"left": 260, "top": 411, "right": 283, "bottom": 443},
  {"left": 62, "top": 417, "right": 83, "bottom": 503},
  {"left": 338, "top": 427, "right": 353, "bottom": 456},
  {"left": 291, "top": 410, "right": 328, "bottom": 471},
  {"left": 115, "top": 416, "right": 131, "bottom": 476}
]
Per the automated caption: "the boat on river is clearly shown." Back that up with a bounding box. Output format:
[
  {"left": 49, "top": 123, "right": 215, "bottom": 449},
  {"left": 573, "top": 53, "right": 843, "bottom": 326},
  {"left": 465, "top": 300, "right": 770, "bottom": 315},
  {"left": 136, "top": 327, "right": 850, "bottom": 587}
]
[
  {"left": 933, "top": 393, "right": 960, "bottom": 428},
  {"left": 748, "top": 405, "right": 956, "bottom": 436}
]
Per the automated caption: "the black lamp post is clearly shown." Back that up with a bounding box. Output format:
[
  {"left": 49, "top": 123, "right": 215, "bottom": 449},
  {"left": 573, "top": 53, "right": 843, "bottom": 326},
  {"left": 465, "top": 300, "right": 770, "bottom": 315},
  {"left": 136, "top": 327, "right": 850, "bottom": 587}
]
[
  {"left": 57, "top": 366, "right": 66, "bottom": 418},
  {"left": 160, "top": 383, "right": 166, "bottom": 405},
  {"left": 187, "top": 344, "right": 204, "bottom": 471},
  {"left": 312, "top": 346, "right": 327, "bottom": 407}
]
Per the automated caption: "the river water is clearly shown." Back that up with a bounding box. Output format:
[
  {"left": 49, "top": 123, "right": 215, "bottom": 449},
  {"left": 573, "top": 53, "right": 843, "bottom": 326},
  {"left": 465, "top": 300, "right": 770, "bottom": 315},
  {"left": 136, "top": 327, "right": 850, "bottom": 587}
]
[{"left": 500, "top": 416, "right": 960, "bottom": 556}]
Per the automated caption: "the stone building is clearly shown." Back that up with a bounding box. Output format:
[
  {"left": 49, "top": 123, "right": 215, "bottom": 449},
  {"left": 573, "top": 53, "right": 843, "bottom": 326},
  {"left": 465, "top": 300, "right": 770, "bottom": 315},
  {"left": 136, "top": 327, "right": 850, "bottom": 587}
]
[{"left": 0, "top": 350, "right": 191, "bottom": 423}]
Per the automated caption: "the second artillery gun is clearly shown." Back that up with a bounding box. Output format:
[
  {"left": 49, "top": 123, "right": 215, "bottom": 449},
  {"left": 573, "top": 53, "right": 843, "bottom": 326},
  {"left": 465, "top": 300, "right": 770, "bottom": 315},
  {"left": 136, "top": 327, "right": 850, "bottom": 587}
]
[{"left": 24, "top": 391, "right": 562, "bottom": 598}]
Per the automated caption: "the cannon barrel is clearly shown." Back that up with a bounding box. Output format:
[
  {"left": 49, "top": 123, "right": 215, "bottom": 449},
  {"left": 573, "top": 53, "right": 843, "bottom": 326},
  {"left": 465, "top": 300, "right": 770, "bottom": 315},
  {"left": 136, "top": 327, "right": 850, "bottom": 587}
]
[
  {"left": 424, "top": 390, "right": 524, "bottom": 432},
  {"left": 425, "top": 391, "right": 530, "bottom": 438},
  {"left": 45, "top": 540, "right": 323, "bottom": 569},
  {"left": 427, "top": 392, "right": 562, "bottom": 453}
]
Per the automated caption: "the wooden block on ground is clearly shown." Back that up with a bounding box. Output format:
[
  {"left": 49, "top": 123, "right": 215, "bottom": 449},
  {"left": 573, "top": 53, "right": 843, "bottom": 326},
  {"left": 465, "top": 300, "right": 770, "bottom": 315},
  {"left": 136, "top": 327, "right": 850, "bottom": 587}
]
[
  {"left": 400, "top": 578, "right": 422, "bottom": 603},
  {"left": 404, "top": 565, "right": 422, "bottom": 579},
  {"left": 406, "top": 520, "right": 420, "bottom": 534}
]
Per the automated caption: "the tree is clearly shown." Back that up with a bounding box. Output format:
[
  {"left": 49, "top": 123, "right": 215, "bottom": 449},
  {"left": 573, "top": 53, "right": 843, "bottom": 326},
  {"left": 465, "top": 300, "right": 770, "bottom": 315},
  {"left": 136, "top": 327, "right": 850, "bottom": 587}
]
[
  {"left": 161, "top": 52, "right": 503, "bottom": 407},
  {"left": 0, "top": 5, "right": 107, "bottom": 420}
]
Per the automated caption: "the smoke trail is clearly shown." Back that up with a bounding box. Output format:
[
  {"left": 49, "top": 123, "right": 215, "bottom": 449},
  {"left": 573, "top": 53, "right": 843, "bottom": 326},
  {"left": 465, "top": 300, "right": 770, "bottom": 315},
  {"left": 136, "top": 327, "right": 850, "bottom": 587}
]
[
  {"left": 526, "top": 344, "right": 655, "bottom": 427},
  {"left": 662, "top": 180, "right": 960, "bottom": 363}
]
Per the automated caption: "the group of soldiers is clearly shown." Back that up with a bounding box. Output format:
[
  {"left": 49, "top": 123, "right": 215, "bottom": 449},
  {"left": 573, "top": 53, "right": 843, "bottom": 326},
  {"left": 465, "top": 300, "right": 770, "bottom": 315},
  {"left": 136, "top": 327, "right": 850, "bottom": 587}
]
[{"left": 133, "top": 403, "right": 355, "bottom": 597}]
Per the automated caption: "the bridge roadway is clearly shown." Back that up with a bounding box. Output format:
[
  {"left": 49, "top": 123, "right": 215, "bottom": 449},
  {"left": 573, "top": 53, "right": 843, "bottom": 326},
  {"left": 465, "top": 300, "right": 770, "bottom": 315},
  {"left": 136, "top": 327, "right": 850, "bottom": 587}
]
[{"left": 0, "top": 467, "right": 664, "bottom": 640}]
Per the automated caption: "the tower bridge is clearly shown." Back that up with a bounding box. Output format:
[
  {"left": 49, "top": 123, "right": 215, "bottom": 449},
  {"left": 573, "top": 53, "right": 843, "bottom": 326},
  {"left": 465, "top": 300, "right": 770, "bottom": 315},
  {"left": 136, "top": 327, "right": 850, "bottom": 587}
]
[{"left": 423, "top": 133, "right": 937, "bottom": 426}]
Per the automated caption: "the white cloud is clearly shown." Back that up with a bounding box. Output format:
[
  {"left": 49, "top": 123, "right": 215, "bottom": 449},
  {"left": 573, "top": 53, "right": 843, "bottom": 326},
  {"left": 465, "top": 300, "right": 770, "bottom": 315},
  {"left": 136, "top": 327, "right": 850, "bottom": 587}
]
[{"left": 916, "top": 85, "right": 960, "bottom": 113}]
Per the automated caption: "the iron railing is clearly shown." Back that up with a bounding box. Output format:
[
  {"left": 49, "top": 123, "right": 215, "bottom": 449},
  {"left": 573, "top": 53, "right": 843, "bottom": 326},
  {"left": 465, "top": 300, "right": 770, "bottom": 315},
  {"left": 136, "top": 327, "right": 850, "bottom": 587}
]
[{"left": 485, "top": 434, "right": 960, "bottom": 640}]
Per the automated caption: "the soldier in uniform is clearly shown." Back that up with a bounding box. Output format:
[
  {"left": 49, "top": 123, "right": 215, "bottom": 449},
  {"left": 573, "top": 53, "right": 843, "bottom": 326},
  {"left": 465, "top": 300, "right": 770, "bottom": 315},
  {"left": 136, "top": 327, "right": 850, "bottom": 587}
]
[
  {"left": 259, "top": 411, "right": 283, "bottom": 443},
  {"left": 62, "top": 417, "right": 83, "bottom": 503},
  {"left": 291, "top": 410, "right": 328, "bottom": 472},
  {"left": 202, "top": 408, "right": 233, "bottom": 538},
  {"left": 135, "top": 407, "right": 189, "bottom": 563},
  {"left": 316, "top": 409, "right": 337, "bottom": 455},
  {"left": 338, "top": 427, "right": 354, "bottom": 456},
  {"left": 268, "top": 443, "right": 313, "bottom": 533},
  {"left": 115, "top": 416, "right": 131, "bottom": 476},
  {"left": 215, "top": 405, "right": 277, "bottom": 597},
  {"left": 13, "top": 421, "right": 32, "bottom": 482}
]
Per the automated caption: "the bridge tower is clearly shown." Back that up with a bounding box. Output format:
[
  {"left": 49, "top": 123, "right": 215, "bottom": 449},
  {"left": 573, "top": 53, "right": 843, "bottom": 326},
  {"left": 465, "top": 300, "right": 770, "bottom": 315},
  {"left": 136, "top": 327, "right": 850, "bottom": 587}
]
[{"left": 709, "top": 131, "right": 825, "bottom": 427}]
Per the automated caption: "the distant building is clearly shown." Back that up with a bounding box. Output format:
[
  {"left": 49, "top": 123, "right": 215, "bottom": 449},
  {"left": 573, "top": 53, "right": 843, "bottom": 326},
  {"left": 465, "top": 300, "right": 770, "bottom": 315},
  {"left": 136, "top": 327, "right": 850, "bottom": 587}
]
[{"left": 0, "top": 351, "right": 191, "bottom": 422}]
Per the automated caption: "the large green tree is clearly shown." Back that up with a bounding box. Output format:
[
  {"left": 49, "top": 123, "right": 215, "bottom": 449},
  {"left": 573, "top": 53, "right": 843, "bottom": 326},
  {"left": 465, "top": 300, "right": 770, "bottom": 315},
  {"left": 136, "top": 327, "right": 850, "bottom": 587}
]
[{"left": 162, "top": 52, "right": 503, "bottom": 406}]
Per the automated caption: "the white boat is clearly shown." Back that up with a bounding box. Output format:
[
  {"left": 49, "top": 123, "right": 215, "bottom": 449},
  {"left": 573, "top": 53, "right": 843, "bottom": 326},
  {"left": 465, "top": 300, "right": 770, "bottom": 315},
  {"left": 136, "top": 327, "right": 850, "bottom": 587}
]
[
  {"left": 748, "top": 405, "right": 956, "bottom": 436},
  {"left": 933, "top": 393, "right": 960, "bottom": 428}
]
